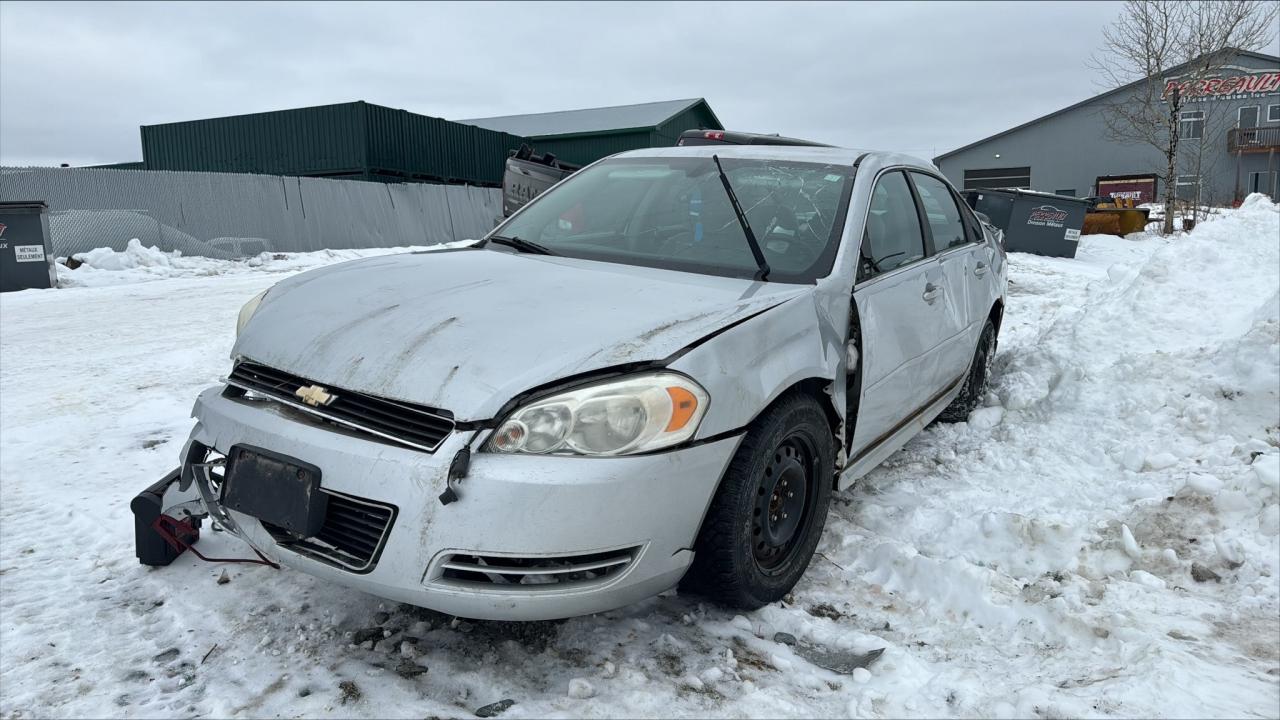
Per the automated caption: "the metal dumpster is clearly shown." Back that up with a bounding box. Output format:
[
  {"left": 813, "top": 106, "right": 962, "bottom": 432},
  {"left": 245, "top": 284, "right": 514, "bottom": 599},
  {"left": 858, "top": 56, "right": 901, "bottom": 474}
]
[
  {"left": 962, "top": 189, "right": 1089, "bottom": 258},
  {"left": 0, "top": 201, "right": 57, "bottom": 292}
]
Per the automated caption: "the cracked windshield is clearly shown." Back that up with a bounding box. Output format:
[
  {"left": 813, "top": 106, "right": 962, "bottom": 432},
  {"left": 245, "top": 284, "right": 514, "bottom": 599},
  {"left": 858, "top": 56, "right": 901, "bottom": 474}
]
[{"left": 497, "top": 157, "right": 853, "bottom": 282}]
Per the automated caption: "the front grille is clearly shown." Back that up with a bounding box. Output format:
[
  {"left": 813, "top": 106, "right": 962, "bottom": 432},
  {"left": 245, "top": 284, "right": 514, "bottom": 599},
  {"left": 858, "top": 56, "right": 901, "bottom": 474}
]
[
  {"left": 227, "top": 361, "right": 454, "bottom": 453},
  {"left": 435, "top": 547, "right": 640, "bottom": 591},
  {"left": 262, "top": 491, "right": 396, "bottom": 573}
]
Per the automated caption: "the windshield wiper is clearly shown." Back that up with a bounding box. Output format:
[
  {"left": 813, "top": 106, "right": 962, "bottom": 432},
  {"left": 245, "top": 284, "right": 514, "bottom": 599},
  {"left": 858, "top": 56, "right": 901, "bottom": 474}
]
[
  {"left": 486, "top": 235, "right": 558, "bottom": 256},
  {"left": 711, "top": 154, "right": 771, "bottom": 281}
]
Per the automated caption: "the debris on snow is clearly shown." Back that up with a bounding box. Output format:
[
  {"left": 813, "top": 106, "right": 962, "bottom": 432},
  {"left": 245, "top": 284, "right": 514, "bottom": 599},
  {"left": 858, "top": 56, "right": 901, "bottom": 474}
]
[
  {"left": 394, "top": 659, "right": 428, "bottom": 679},
  {"left": 1190, "top": 563, "right": 1222, "bottom": 583},
  {"left": 474, "top": 699, "right": 516, "bottom": 717},
  {"left": 794, "top": 643, "right": 885, "bottom": 675},
  {"left": 338, "top": 680, "right": 361, "bottom": 704}
]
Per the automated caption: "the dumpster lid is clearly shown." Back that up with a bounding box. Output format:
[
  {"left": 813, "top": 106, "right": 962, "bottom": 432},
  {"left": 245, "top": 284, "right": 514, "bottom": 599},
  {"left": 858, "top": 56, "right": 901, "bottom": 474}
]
[
  {"left": 966, "top": 188, "right": 1088, "bottom": 205},
  {"left": 0, "top": 200, "right": 49, "bottom": 211}
]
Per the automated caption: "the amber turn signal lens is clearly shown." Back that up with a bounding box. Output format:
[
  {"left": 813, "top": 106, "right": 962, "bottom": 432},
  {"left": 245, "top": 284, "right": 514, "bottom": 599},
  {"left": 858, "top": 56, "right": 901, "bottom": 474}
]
[{"left": 665, "top": 386, "right": 699, "bottom": 432}]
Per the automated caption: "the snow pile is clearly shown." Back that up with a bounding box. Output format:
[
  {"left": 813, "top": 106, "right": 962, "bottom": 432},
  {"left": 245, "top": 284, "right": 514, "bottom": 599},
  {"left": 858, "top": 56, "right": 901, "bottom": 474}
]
[
  {"left": 72, "top": 238, "right": 187, "bottom": 271},
  {"left": 817, "top": 194, "right": 1279, "bottom": 716},
  {"left": 57, "top": 238, "right": 477, "bottom": 288},
  {"left": 0, "top": 200, "right": 1277, "bottom": 718}
]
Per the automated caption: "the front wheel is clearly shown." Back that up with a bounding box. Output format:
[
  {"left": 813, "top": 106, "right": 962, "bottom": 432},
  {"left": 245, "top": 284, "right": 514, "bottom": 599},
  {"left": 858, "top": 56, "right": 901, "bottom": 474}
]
[{"left": 680, "top": 393, "right": 835, "bottom": 609}]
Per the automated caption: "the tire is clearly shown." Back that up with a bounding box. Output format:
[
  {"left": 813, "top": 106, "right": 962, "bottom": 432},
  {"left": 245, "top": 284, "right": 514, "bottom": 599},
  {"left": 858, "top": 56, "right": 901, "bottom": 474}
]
[
  {"left": 938, "top": 318, "right": 997, "bottom": 423},
  {"left": 680, "top": 393, "right": 835, "bottom": 609}
]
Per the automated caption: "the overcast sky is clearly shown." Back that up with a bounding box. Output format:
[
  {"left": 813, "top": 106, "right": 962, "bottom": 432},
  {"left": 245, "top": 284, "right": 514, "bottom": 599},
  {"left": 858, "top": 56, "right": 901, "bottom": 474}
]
[{"left": 1, "top": 1, "right": 1276, "bottom": 167}]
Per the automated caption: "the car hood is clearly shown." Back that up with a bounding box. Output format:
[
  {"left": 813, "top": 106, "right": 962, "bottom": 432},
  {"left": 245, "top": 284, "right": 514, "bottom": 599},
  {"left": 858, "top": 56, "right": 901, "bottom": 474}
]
[{"left": 232, "top": 247, "right": 809, "bottom": 420}]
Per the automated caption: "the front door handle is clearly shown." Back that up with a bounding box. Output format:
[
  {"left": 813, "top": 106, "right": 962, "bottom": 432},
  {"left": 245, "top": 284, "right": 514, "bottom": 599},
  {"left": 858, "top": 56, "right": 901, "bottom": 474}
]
[
  {"left": 922, "top": 282, "right": 941, "bottom": 303},
  {"left": 974, "top": 261, "right": 989, "bottom": 277}
]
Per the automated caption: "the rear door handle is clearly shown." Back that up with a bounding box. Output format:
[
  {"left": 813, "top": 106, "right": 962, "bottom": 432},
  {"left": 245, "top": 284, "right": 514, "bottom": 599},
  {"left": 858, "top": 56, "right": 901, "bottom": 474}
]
[
  {"left": 974, "top": 261, "right": 989, "bottom": 277},
  {"left": 922, "top": 282, "right": 941, "bottom": 303}
]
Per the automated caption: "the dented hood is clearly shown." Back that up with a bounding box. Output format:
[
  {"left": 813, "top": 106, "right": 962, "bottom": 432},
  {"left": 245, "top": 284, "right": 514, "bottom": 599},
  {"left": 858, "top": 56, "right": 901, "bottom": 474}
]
[{"left": 232, "top": 248, "right": 809, "bottom": 420}]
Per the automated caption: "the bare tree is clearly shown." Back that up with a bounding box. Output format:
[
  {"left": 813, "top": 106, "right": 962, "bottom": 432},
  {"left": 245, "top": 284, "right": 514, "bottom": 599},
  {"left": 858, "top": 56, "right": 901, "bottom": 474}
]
[{"left": 1089, "top": 0, "right": 1276, "bottom": 233}]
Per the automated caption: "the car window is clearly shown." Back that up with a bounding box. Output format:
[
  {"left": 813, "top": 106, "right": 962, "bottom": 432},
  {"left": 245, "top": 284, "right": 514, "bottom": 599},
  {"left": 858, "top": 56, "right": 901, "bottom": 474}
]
[
  {"left": 858, "top": 170, "right": 926, "bottom": 282},
  {"left": 958, "top": 193, "right": 984, "bottom": 243},
  {"left": 496, "top": 156, "right": 854, "bottom": 283},
  {"left": 910, "top": 172, "right": 969, "bottom": 253}
]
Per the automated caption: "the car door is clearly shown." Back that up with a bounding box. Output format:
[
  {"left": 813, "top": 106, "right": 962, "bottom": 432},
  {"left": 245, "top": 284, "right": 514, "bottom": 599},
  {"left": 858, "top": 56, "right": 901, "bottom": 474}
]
[
  {"left": 848, "top": 170, "right": 950, "bottom": 457},
  {"left": 954, "top": 184, "right": 1002, "bottom": 342},
  {"left": 907, "top": 171, "right": 981, "bottom": 382}
]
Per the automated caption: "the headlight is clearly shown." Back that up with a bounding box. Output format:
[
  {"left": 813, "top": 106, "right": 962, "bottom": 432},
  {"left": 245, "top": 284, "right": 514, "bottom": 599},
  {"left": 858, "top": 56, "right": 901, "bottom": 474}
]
[
  {"left": 236, "top": 290, "right": 267, "bottom": 336},
  {"left": 487, "top": 372, "right": 709, "bottom": 456}
]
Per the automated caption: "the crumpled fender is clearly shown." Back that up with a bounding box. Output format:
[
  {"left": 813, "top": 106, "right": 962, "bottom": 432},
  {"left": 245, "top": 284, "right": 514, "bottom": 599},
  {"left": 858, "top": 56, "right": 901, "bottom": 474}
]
[{"left": 669, "top": 288, "right": 848, "bottom": 442}]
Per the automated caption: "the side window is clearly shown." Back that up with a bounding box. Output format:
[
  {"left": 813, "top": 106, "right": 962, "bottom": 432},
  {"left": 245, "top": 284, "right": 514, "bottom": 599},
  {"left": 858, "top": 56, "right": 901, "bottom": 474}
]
[
  {"left": 858, "top": 171, "right": 926, "bottom": 282},
  {"left": 910, "top": 172, "right": 969, "bottom": 253},
  {"left": 958, "top": 194, "right": 984, "bottom": 243}
]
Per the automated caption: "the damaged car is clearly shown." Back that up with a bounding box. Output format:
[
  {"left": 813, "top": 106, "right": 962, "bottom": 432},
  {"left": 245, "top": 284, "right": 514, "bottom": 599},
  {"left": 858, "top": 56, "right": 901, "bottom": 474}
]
[{"left": 139, "top": 143, "right": 1007, "bottom": 621}]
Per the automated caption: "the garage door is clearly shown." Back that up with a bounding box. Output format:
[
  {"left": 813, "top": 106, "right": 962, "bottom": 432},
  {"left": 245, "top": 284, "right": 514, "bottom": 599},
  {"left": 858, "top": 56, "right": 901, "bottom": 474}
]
[{"left": 963, "top": 167, "right": 1031, "bottom": 190}]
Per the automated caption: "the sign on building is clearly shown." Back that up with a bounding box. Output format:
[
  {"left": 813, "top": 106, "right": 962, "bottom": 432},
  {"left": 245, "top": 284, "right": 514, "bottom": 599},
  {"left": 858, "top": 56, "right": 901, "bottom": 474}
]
[{"left": 1162, "top": 66, "right": 1280, "bottom": 103}]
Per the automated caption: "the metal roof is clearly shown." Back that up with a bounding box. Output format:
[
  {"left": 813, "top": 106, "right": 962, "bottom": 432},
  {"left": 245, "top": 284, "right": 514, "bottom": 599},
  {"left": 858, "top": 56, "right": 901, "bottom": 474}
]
[
  {"left": 934, "top": 48, "right": 1280, "bottom": 163},
  {"left": 459, "top": 98, "right": 719, "bottom": 138}
]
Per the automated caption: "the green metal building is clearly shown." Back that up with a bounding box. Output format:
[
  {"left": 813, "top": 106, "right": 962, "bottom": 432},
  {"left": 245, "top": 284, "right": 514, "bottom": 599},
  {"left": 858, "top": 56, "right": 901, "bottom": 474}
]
[
  {"left": 139, "top": 101, "right": 526, "bottom": 186},
  {"left": 459, "top": 98, "right": 724, "bottom": 166}
]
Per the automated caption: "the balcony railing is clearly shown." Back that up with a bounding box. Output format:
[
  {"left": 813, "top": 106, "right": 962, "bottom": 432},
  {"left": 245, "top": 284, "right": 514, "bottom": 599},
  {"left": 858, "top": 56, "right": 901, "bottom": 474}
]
[{"left": 1228, "top": 126, "right": 1280, "bottom": 153}]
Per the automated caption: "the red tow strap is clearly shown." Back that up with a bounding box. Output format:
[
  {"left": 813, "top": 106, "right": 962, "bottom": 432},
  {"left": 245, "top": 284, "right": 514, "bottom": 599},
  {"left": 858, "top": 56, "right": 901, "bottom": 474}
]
[{"left": 152, "top": 514, "right": 280, "bottom": 568}]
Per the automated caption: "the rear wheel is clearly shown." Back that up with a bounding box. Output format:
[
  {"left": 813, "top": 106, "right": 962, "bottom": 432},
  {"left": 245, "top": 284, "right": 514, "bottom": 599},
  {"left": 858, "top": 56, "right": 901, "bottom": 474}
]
[
  {"left": 938, "top": 318, "right": 997, "bottom": 423},
  {"left": 680, "top": 393, "right": 834, "bottom": 609}
]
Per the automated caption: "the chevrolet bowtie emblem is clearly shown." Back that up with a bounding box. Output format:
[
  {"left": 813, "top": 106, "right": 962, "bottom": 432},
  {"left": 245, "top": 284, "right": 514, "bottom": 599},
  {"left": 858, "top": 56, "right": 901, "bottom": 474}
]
[{"left": 295, "top": 384, "right": 338, "bottom": 407}]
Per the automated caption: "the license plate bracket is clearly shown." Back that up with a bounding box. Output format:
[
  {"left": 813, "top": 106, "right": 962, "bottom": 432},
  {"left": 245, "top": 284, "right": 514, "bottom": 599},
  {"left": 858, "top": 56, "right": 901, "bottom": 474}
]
[{"left": 221, "top": 445, "right": 327, "bottom": 537}]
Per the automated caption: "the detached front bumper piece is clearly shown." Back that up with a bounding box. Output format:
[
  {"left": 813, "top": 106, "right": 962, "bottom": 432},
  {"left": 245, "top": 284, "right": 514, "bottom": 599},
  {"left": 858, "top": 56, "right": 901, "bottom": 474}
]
[
  {"left": 182, "top": 386, "right": 742, "bottom": 621},
  {"left": 131, "top": 468, "right": 200, "bottom": 563}
]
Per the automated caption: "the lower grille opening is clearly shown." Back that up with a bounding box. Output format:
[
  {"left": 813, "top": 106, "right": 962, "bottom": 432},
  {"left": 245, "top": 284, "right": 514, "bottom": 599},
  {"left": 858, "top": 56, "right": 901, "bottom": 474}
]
[
  {"left": 263, "top": 492, "right": 396, "bottom": 573},
  {"left": 436, "top": 547, "right": 640, "bottom": 590}
]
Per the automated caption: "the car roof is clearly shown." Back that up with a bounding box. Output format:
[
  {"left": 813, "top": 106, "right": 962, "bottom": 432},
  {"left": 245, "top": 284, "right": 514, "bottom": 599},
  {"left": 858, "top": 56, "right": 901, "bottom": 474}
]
[
  {"left": 612, "top": 144, "right": 936, "bottom": 173},
  {"left": 675, "top": 129, "right": 833, "bottom": 147}
]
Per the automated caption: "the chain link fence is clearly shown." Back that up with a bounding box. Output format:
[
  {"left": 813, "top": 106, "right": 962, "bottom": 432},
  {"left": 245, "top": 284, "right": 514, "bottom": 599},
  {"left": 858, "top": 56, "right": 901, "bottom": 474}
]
[{"left": 0, "top": 167, "right": 503, "bottom": 259}]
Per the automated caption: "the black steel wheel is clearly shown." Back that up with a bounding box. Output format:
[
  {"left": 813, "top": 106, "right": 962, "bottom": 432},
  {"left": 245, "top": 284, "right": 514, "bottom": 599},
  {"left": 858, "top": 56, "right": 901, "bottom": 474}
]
[
  {"left": 752, "top": 434, "right": 817, "bottom": 571},
  {"left": 680, "top": 392, "right": 834, "bottom": 609}
]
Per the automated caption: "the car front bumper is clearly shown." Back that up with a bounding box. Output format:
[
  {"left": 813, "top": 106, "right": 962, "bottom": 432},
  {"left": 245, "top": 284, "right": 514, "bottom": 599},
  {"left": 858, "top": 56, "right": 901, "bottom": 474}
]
[{"left": 183, "top": 387, "right": 741, "bottom": 621}]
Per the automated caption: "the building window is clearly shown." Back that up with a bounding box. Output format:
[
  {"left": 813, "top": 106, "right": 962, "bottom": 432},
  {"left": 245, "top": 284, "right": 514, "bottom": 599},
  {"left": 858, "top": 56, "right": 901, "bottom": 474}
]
[
  {"left": 1176, "top": 174, "right": 1202, "bottom": 203},
  {"left": 1179, "top": 110, "right": 1204, "bottom": 140},
  {"left": 1247, "top": 171, "right": 1278, "bottom": 198},
  {"left": 1238, "top": 106, "right": 1259, "bottom": 129},
  {"left": 1268, "top": 104, "right": 1280, "bottom": 123},
  {"left": 962, "top": 166, "right": 1031, "bottom": 190}
]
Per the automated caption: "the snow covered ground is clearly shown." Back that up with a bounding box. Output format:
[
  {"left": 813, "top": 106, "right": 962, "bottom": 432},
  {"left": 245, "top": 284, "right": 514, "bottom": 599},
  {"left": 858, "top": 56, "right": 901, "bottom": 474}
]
[{"left": 2, "top": 198, "right": 1277, "bottom": 719}]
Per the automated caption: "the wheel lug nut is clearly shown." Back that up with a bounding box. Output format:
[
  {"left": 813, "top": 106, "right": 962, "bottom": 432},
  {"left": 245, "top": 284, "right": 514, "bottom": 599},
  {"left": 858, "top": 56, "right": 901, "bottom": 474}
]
[
  {"left": 788, "top": 491, "right": 794, "bottom": 498},
  {"left": 771, "top": 514, "right": 778, "bottom": 522},
  {"left": 782, "top": 512, "right": 788, "bottom": 519}
]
